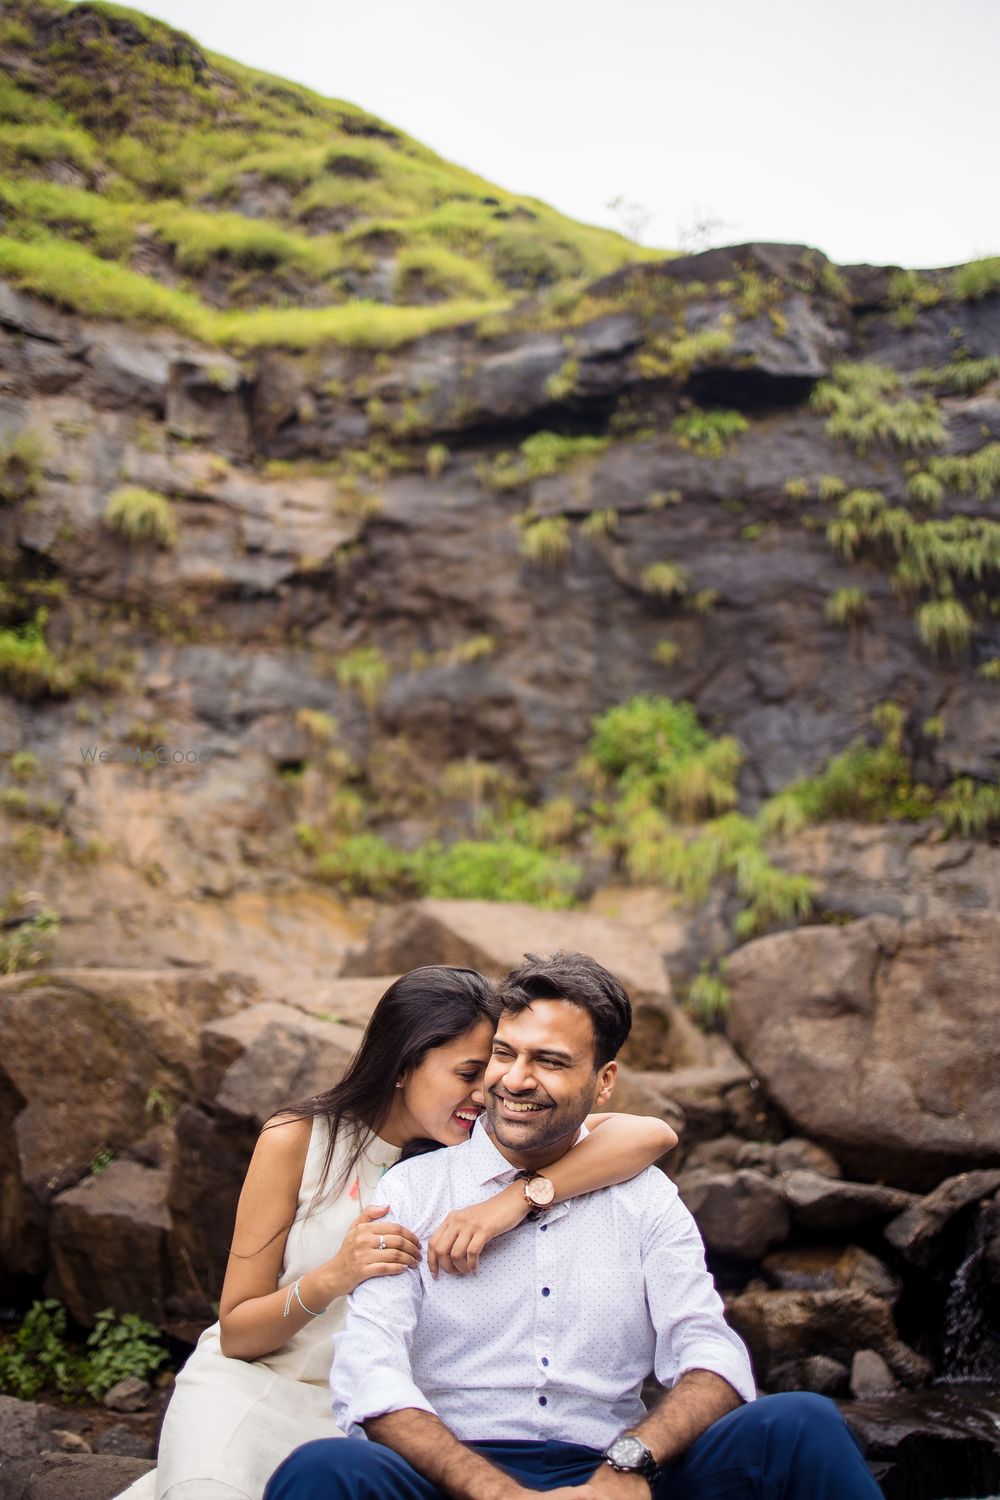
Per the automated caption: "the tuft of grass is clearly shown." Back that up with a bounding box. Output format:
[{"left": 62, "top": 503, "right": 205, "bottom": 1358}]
[
  {"left": 928, "top": 444, "right": 1000, "bottom": 503},
  {"left": 783, "top": 478, "right": 811, "bottom": 501},
  {"left": 913, "top": 357, "right": 1000, "bottom": 395},
  {"left": 647, "top": 488, "right": 682, "bottom": 510},
  {"left": 686, "top": 963, "right": 730, "bottom": 1023},
  {"left": 937, "top": 778, "right": 1000, "bottom": 837},
  {"left": 0, "top": 908, "right": 59, "bottom": 975},
  {"left": 817, "top": 474, "right": 847, "bottom": 501},
  {"left": 518, "top": 516, "right": 571, "bottom": 567},
  {"left": 670, "top": 407, "right": 748, "bottom": 458},
  {"left": 640, "top": 561, "right": 689, "bottom": 599},
  {"left": 589, "top": 696, "right": 741, "bottom": 822},
  {"left": 425, "top": 443, "right": 449, "bottom": 478},
  {"left": 906, "top": 472, "right": 945, "bottom": 507},
  {"left": 952, "top": 257, "right": 1000, "bottom": 301},
  {"left": 652, "top": 639, "right": 680, "bottom": 667},
  {"left": 0, "top": 430, "right": 43, "bottom": 504},
  {"left": 581, "top": 508, "right": 618, "bottom": 541},
  {"left": 977, "top": 658, "right": 1000, "bottom": 682},
  {"left": 0, "top": 611, "right": 69, "bottom": 700},
  {"left": 104, "top": 487, "right": 177, "bottom": 548},
  {"left": 811, "top": 362, "right": 946, "bottom": 455},
  {"left": 825, "top": 587, "right": 868, "bottom": 628},
  {"left": 481, "top": 431, "right": 609, "bottom": 492},
  {"left": 333, "top": 645, "right": 389, "bottom": 711},
  {"left": 915, "top": 597, "right": 974, "bottom": 655}
]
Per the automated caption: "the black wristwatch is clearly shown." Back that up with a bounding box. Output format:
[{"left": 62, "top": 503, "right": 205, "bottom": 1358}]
[{"left": 603, "top": 1433, "right": 659, "bottom": 1488}]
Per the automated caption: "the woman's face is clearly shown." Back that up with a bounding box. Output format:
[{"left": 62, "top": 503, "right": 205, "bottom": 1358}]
[{"left": 397, "top": 1018, "right": 495, "bottom": 1146}]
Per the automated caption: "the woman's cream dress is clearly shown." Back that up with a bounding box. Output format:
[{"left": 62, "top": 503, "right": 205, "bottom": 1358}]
[{"left": 117, "top": 1118, "right": 400, "bottom": 1500}]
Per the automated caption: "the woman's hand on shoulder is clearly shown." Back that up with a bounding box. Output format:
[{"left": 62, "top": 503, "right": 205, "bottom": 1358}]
[
  {"left": 427, "top": 1183, "right": 529, "bottom": 1278},
  {"left": 333, "top": 1204, "right": 422, "bottom": 1296}
]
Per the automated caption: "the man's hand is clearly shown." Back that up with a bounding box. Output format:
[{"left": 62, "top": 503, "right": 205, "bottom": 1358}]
[
  {"left": 427, "top": 1184, "right": 530, "bottom": 1276},
  {"left": 546, "top": 1470, "right": 650, "bottom": 1500}
]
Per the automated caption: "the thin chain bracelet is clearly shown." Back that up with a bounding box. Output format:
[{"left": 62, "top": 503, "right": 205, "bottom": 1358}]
[{"left": 282, "top": 1278, "right": 323, "bottom": 1318}]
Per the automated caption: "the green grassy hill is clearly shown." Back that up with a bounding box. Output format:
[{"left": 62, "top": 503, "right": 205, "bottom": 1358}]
[{"left": 0, "top": 0, "right": 661, "bottom": 347}]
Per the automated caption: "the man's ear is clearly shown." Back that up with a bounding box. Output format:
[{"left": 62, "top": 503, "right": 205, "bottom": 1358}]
[{"left": 595, "top": 1059, "right": 617, "bottom": 1109}]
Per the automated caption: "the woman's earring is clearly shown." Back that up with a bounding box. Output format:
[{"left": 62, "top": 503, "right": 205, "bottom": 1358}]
[{"left": 395, "top": 1080, "right": 403, "bottom": 1088}]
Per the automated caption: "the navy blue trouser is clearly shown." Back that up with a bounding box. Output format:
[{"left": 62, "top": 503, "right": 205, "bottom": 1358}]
[{"left": 264, "top": 1393, "right": 884, "bottom": 1499}]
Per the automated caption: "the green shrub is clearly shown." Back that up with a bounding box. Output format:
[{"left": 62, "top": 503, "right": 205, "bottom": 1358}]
[
  {"left": 758, "top": 707, "right": 932, "bottom": 829},
  {"left": 0, "top": 430, "right": 43, "bottom": 504},
  {"left": 928, "top": 444, "right": 1000, "bottom": 502},
  {"left": 589, "top": 696, "right": 741, "bottom": 821},
  {"left": 104, "top": 486, "right": 177, "bottom": 548},
  {"left": 0, "top": 122, "right": 99, "bottom": 174},
  {"left": 916, "top": 597, "right": 974, "bottom": 654},
  {"left": 84, "top": 1308, "right": 169, "bottom": 1399},
  {"left": 977, "top": 658, "right": 1000, "bottom": 681},
  {"left": 640, "top": 561, "right": 689, "bottom": 599},
  {"left": 670, "top": 407, "right": 748, "bottom": 457},
  {"left": 9, "top": 750, "right": 40, "bottom": 782},
  {"left": 0, "top": 1300, "right": 167, "bottom": 1402},
  {"left": 0, "top": 612, "right": 69, "bottom": 700},
  {"left": 812, "top": 363, "right": 946, "bottom": 454},
  {"left": 415, "top": 838, "right": 580, "bottom": 908},
  {"left": 685, "top": 963, "right": 731, "bottom": 1023},
  {"left": 518, "top": 516, "right": 571, "bottom": 567},
  {"left": 315, "top": 833, "right": 414, "bottom": 898}
]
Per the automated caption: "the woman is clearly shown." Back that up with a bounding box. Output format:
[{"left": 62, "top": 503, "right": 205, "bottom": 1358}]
[{"left": 123, "top": 966, "right": 676, "bottom": 1500}]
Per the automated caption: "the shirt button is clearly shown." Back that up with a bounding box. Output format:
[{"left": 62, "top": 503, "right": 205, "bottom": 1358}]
[
  {"left": 541, "top": 1287, "right": 550, "bottom": 1296},
  {"left": 541, "top": 1357, "right": 549, "bottom": 1367},
  {"left": 538, "top": 1396, "right": 547, "bottom": 1406},
  {"left": 540, "top": 1224, "right": 548, "bottom": 1231}
]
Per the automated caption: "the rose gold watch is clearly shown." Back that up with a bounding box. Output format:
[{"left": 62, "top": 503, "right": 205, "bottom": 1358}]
[{"left": 521, "top": 1173, "right": 555, "bottom": 1213}]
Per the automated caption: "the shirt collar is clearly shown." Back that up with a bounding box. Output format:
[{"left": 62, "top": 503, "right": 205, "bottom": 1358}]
[{"left": 467, "top": 1115, "right": 588, "bottom": 1185}]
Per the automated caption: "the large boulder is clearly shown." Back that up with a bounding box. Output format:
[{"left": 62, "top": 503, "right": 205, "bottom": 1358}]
[
  {"left": 843, "top": 1388, "right": 1000, "bottom": 1500},
  {"left": 780, "top": 1171, "right": 917, "bottom": 1232},
  {"left": 0, "top": 970, "right": 252, "bottom": 1277},
  {"left": 726, "top": 914, "right": 1000, "bottom": 1189},
  {"left": 47, "top": 1160, "right": 171, "bottom": 1327},
  {"left": 342, "top": 898, "right": 711, "bottom": 1068},
  {"left": 0, "top": 1395, "right": 66, "bottom": 1500}
]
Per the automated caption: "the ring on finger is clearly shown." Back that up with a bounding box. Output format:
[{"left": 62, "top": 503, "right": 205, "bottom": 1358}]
[{"left": 378, "top": 1234, "right": 386, "bottom": 1252}]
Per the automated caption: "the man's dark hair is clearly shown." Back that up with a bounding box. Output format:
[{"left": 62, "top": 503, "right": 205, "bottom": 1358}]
[{"left": 497, "top": 951, "right": 632, "bottom": 1068}]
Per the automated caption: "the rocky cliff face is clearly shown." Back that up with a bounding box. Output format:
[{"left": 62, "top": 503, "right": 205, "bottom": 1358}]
[{"left": 1, "top": 239, "right": 999, "bottom": 974}]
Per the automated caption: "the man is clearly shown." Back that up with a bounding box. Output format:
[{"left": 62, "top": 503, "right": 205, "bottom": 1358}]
[{"left": 266, "top": 952, "right": 883, "bottom": 1500}]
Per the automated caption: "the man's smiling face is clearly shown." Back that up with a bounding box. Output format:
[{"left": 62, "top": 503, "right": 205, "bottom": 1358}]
[{"left": 484, "top": 998, "right": 616, "bottom": 1157}]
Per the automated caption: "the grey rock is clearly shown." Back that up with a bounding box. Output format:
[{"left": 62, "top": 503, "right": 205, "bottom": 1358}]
[
  {"left": 92, "top": 1425, "right": 153, "bottom": 1459},
  {"left": 101, "top": 1376, "right": 152, "bottom": 1414},
  {"left": 0, "top": 1394, "right": 65, "bottom": 1500},
  {"left": 781, "top": 1169, "right": 917, "bottom": 1231},
  {"left": 677, "top": 1168, "right": 791, "bottom": 1260},
  {"left": 769, "top": 1354, "right": 850, "bottom": 1396},
  {"left": 850, "top": 1348, "right": 898, "bottom": 1398},
  {"left": 884, "top": 1169, "right": 1000, "bottom": 1267},
  {"left": 22, "top": 1452, "right": 155, "bottom": 1500}
]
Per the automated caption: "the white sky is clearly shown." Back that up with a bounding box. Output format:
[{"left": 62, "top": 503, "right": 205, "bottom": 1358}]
[{"left": 115, "top": 0, "right": 997, "bottom": 268}]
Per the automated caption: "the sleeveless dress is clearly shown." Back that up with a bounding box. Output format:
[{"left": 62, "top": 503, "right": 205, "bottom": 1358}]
[{"left": 116, "top": 1118, "right": 400, "bottom": 1500}]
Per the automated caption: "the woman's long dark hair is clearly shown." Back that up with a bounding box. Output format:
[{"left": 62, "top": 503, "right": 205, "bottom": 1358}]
[{"left": 276, "top": 965, "right": 499, "bottom": 1203}]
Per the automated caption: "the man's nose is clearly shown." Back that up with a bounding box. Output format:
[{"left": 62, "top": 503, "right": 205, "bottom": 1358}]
[{"left": 502, "top": 1056, "right": 536, "bottom": 1093}]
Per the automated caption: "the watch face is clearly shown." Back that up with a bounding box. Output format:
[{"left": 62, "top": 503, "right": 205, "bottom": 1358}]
[
  {"left": 527, "top": 1175, "right": 555, "bottom": 1206},
  {"left": 609, "top": 1437, "right": 645, "bottom": 1466}
]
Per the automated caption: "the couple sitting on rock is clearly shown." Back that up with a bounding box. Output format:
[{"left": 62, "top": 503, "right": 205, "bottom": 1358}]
[{"left": 120, "top": 953, "right": 882, "bottom": 1500}]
